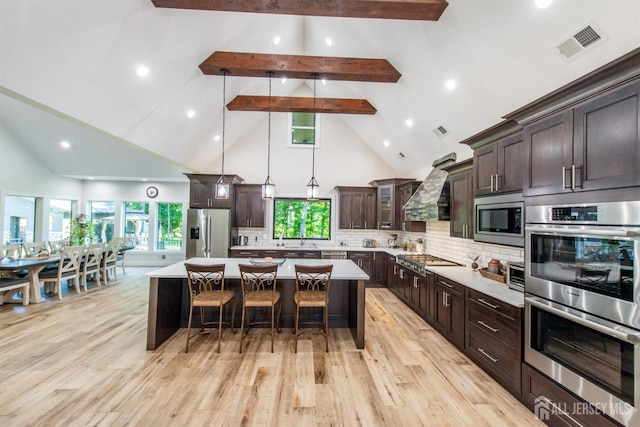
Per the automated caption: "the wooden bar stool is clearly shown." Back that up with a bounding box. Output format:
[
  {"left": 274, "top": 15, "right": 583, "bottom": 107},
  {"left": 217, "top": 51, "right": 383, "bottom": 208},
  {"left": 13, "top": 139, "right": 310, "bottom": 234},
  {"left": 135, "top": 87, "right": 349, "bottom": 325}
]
[
  {"left": 184, "top": 262, "right": 236, "bottom": 353},
  {"left": 294, "top": 264, "right": 333, "bottom": 353},
  {"left": 238, "top": 263, "right": 281, "bottom": 353}
]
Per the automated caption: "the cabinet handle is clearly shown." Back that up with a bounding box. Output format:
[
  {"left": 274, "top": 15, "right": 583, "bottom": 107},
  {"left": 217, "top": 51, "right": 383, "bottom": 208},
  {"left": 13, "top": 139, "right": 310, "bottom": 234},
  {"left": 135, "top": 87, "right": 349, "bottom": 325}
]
[
  {"left": 413, "top": 277, "right": 418, "bottom": 288},
  {"left": 393, "top": 265, "right": 397, "bottom": 275},
  {"left": 562, "top": 166, "right": 566, "bottom": 190},
  {"left": 400, "top": 269, "right": 404, "bottom": 279},
  {"left": 443, "top": 292, "right": 450, "bottom": 307},
  {"left": 478, "top": 348, "right": 498, "bottom": 363},
  {"left": 490, "top": 174, "right": 495, "bottom": 192},
  {"left": 495, "top": 174, "right": 500, "bottom": 192},
  {"left": 477, "top": 298, "right": 499, "bottom": 309},
  {"left": 478, "top": 320, "right": 499, "bottom": 333},
  {"left": 364, "top": 221, "right": 367, "bottom": 229},
  {"left": 425, "top": 271, "right": 433, "bottom": 276},
  {"left": 440, "top": 281, "right": 454, "bottom": 289},
  {"left": 571, "top": 164, "right": 576, "bottom": 190}
]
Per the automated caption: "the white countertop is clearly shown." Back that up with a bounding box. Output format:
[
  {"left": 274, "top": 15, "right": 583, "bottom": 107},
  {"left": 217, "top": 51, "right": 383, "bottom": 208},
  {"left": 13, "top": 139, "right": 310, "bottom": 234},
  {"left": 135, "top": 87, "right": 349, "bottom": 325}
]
[
  {"left": 427, "top": 266, "right": 524, "bottom": 308},
  {"left": 146, "top": 257, "right": 370, "bottom": 281}
]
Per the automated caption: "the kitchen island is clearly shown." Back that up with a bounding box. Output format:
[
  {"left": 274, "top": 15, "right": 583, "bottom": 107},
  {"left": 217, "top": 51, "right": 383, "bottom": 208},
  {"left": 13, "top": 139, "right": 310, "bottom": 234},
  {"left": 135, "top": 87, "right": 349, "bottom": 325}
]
[{"left": 145, "top": 257, "right": 369, "bottom": 350}]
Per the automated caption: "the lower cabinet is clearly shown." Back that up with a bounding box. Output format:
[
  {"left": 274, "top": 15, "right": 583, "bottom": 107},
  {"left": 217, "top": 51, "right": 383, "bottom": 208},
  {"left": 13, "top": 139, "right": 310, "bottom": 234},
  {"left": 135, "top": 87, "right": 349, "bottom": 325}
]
[
  {"left": 386, "top": 255, "right": 399, "bottom": 294},
  {"left": 433, "top": 275, "right": 465, "bottom": 350},
  {"left": 521, "top": 363, "right": 623, "bottom": 427},
  {"left": 230, "top": 249, "right": 262, "bottom": 258},
  {"left": 348, "top": 251, "right": 373, "bottom": 286},
  {"left": 229, "top": 249, "right": 319, "bottom": 259},
  {"left": 372, "top": 251, "right": 386, "bottom": 286},
  {"left": 465, "top": 289, "right": 522, "bottom": 396}
]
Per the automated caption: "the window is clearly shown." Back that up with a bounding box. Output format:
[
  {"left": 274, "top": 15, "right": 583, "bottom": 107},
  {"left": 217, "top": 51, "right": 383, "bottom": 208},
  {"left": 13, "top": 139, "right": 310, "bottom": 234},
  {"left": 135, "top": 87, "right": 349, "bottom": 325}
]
[
  {"left": 3, "top": 195, "right": 36, "bottom": 244},
  {"left": 49, "top": 199, "right": 73, "bottom": 242},
  {"left": 157, "top": 203, "right": 183, "bottom": 250},
  {"left": 273, "top": 198, "right": 331, "bottom": 241},
  {"left": 288, "top": 112, "right": 320, "bottom": 147},
  {"left": 124, "top": 202, "right": 149, "bottom": 250},
  {"left": 89, "top": 201, "right": 115, "bottom": 243}
]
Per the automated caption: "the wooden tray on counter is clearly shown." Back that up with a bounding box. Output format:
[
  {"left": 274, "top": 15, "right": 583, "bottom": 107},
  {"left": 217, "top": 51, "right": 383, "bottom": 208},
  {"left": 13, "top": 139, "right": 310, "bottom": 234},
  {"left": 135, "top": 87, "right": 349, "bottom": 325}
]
[{"left": 478, "top": 268, "right": 506, "bottom": 283}]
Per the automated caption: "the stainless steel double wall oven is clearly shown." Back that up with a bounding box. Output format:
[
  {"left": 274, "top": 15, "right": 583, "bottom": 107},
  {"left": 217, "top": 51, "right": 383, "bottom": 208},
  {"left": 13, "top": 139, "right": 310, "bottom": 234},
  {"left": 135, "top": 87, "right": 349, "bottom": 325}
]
[{"left": 525, "top": 201, "right": 640, "bottom": 426}]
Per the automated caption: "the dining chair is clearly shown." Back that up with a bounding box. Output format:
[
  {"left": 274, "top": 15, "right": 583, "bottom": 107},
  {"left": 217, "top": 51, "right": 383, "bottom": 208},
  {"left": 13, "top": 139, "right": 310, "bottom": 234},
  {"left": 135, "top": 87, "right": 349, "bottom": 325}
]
[
  {"left": 293, "top": 264, "right": 333, "bottom": 353},
  {"left": 101, "top": 239, "right": 123, "bottom": 285},
  {"left": 238, "top": 263, "right": 281, "bottom": 353},
  {"left": 0, "top": 277, "right": 30, "bottom": 306},
  {"left": 0, "top": 244, "right": 26, "bottom": 279},
  {"left": 184, "top": 262, "right": 236, "bottom": 353},
  {"left": 47, "top": 239, "right": 68, "bottom": 254},
  {"left": 40, "top": 245, "right": 84, "bottom": 299},
  {"left": 109, "top": 237, "right": 128, "bottom": 275},
  {"left": 81, "top": 243, "right": 104, "bottom": 291}
]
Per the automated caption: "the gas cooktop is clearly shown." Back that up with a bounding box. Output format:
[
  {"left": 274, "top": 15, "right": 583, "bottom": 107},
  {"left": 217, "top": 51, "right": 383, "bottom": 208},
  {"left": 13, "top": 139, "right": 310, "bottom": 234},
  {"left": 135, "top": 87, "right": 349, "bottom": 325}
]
[{"left": 396, "top": 253, "right": 460, "bottom": 276}]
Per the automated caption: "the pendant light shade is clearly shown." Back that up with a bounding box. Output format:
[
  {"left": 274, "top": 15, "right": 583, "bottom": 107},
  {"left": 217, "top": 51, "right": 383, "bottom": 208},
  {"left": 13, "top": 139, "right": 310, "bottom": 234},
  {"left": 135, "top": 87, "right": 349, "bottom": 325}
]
[
  {"left": 262, "top": 72, "right": 276, "bottom": 200},
  {"left": 307, "top": 74, "right": 319, "bottom": 200},
  {"left": 215, "top": 70, "right": 230, "bottom": 199}
]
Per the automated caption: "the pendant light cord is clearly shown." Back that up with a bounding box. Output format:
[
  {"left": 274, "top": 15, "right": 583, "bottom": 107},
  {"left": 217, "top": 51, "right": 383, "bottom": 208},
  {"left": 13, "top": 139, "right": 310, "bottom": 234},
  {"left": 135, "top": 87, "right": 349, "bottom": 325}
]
[
  {"left": 221, "top": 70, "right": 227, "bottom": 176},
  {"left": 267, "top": 72, "right": 272, "bottom": 177},
  {"left": 311, "top": 74, "right": 317, "bottom": 177}
]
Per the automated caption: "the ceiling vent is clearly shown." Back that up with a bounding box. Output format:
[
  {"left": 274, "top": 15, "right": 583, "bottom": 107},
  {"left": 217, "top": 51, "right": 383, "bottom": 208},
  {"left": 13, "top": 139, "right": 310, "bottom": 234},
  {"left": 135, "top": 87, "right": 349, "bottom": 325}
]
[
  {"left": 556, "top": 21, "right": 607, "bottom": 61},
  {"left": 433, "top": 125, "right": 449, "bottom": 137},
  {"left": 397, "top": 152, "right": 406, "bottom": 159}
]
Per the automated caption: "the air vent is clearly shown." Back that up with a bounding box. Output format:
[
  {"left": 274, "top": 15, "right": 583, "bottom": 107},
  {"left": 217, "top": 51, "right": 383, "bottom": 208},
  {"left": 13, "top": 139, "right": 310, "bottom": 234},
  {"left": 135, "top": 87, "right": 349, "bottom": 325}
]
[
  {"left": 397, "top": 152, "right": 406, "bottom": 159},
  {"left": 433, "top": 125, "right": 449, "bottom": 137},
  {"left": 556, "top": 21, "right": 607, "bottom": 61}
]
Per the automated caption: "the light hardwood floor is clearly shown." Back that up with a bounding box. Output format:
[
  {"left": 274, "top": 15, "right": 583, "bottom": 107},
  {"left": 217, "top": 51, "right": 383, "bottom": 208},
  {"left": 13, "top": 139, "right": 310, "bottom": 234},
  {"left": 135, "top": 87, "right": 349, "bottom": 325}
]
[{"left": 0, "top": 268, "right": 543, "bottom": 426}]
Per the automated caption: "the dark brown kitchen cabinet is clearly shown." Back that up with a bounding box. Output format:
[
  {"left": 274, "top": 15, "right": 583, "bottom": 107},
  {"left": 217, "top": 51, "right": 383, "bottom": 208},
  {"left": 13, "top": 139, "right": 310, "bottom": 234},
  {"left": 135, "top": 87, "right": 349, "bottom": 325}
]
[
  {"left": 465, "top": 289, "right": 522, "bottom": 397},
  {"left": 472, "top": 130, "right": 523, "bottom": 196},
  {"left": 185, "top": 173, "right": 244, "bottom": 209},
  {"left": 369, "top": 178, "right": 419, "bottom": 230},
  {"left": 397, "top": 266, "right": 410, "bottom": 303},
  {"left": 230, "top": 249, "right": 262, "bottom": 258},
  {"left": 424, "top": 270, "right": 436, "bottom": 324},
  {"left": 372, "top": 251, "right": 386, "bottom": 286},
  {"left": 407, "top": 271, "right": 428, "bottom": 319},
  {"left": 516, "top": 75, "right": 640, "bottom": 197},
  {"left": 444, "top": 159, "right": 474, "bottom": 239},
  {"left": 433, "top": 275, "right": 465, "bottom": 350},
  {"left": 397, "top": 181, "right": 426, "bottom": 232},
  {"left": 386, "top": 254, "right": 399, "bottom": 294},
  {"left": 348, "top": 251, "right": 374, "bottom": 286},
  {"left": 234, "top": 184, "right": 265, "bottom": 228},
  {"left": 334, "top": 186, "right": 377, "bottom": 229}
]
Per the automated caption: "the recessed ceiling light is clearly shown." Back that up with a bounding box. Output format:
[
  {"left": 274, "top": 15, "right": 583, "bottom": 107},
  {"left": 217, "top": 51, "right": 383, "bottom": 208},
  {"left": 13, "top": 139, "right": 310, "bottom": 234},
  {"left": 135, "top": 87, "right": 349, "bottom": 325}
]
[
  {"left": 186, "top": 109, "right": 196, "bottom": 118},
  {"left": 214, "top": 135, "right": 221, "bottom": 142},
  {"left": 136, "top": 65, "right": 149, "bottom": 78},
  {"left": 60, "top": 141, "right": 70, "bottom": 149},
  {"left": 87, "top": 176, "right": 95, "bottom": 180},
  {"left": 534, "top": 0, "right": 555, "bottom": 9},
  {"left": 445, "top": 79, "right": 457, "bottom": 91},
  {"left": 273, "top": 36, "right": 281, "bottom": 45},
  {"left": 281, "top": 77, "right": 287, "bottom": 84},
  {"left": 405, "top": 118, "right": 414, "bottom": 127},
  {"left": 383, "top": 140, "right": 390, "bottom": 147},
  {"left": 325, "top": 37, "right": 333, "bottom": 47},
  {"left": 142, "top": 178, "right": 148, "bottom": 182}
]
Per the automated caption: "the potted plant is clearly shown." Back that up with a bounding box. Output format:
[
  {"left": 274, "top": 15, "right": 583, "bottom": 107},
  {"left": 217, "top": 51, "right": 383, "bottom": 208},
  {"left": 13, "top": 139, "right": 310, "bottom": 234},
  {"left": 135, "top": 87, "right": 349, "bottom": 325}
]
[{"left": 69, "top": 214, "right": 94, "bottom": 246}]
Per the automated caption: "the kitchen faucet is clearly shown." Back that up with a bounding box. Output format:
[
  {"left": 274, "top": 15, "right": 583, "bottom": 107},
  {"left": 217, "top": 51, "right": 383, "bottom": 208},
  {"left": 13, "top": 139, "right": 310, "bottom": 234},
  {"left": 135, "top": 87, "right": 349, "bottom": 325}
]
[{"left": 299, "top": 234, "right": 305, "bottom": 246}]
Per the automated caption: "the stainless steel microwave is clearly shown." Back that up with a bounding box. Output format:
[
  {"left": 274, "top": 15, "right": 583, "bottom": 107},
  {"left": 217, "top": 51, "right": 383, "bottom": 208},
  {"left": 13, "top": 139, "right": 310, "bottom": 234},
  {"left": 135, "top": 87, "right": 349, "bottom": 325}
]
[{"left": 474, "top": 193, "right": 524, "bottom": 247}]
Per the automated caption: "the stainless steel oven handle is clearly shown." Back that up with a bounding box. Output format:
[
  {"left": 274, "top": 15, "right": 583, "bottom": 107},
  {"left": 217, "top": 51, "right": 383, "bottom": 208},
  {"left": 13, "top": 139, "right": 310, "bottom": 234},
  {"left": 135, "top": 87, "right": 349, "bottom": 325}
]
[
  {"left": 527, "top": 297, "right": 640, "bottom": 344},
  {"left": 526, "top": 226, "right": 639, "bottom": 238}
]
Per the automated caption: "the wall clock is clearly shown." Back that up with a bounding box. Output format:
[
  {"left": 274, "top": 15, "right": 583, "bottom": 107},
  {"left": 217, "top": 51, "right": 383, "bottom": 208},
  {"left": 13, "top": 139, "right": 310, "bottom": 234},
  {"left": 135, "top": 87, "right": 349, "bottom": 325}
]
[{"left": 146, "top": 186, "right": 158, "bottom": 198}]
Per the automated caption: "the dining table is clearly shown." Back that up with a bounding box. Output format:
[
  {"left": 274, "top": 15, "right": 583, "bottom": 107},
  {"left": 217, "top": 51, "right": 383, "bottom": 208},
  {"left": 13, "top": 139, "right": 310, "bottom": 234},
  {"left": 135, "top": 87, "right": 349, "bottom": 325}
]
[{"left": 0, "top": 255, "right": 61, "bottom": 304}]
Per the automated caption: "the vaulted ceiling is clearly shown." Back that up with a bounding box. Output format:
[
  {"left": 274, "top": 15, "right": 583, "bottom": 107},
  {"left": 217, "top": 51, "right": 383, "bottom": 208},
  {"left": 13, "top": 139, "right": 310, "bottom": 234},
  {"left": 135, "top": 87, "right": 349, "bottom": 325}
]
[{"left": 0, "top": 0, "right": 638, "bottom": 182}]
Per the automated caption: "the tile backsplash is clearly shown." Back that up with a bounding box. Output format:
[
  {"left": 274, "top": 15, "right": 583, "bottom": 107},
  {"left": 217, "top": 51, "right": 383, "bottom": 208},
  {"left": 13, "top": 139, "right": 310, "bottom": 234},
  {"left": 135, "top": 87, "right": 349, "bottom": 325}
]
[{"left": 237, "top": 220, "right": 524, "bottom": 268}]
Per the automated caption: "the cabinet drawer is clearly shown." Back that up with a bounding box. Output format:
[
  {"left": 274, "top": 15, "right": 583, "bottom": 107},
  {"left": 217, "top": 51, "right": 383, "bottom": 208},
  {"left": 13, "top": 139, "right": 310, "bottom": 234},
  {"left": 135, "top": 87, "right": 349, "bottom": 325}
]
[
  {"left": 467, "top": 289, "right": 521, "bottom": 322},
  {"left": 230, "top": 250, "right": 261, "bottom": 258},
  {"left": 467, "top": 306, "right": 520, "bottom": 351},
  {"left": 280, "top": 250, "right": 300, "bottom": 258},
  {"left": 300, "top": 251, "right": 320, "bottom": 259},
  {"left": 262, "top": 250, "right": 280, "bottom": 256},
  {"left": 466, "top": 324, "right": 521, "bottom": 394},
  {"left": 435, "top": 276, "right": 464, "bottom": 296}
]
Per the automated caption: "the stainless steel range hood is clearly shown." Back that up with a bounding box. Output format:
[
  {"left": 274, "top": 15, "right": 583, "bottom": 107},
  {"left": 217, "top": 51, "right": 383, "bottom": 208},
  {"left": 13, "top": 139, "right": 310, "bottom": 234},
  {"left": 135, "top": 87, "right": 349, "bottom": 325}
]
[{"left": 403, "top": 152, "right": 457, "bottom": 222}]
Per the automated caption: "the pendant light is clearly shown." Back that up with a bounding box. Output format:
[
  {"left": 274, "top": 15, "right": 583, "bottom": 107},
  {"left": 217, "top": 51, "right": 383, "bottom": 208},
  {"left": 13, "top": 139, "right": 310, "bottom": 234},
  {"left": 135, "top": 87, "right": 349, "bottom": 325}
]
[
  {"left": 306, "top": 74, "right": 320, "bottom": 200},
  {"left": 215, "top": 69, "right": 230, "bottom": 199},
  {"left": 262, "top": 72, "right": 276, "bottom": 200}
]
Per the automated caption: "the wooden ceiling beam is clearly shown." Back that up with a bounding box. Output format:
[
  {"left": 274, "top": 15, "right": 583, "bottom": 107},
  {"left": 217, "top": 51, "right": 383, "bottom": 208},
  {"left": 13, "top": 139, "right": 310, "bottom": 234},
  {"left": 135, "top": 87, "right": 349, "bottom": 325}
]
[
  {"left": 227, "top": 96, "right": 377, "bottom": 115},
  {"left": 200, "top": 52, "right": 401, "bottom": 83},
  {"left": 151, "top": 0, "right": 448, "bottom": 21}
]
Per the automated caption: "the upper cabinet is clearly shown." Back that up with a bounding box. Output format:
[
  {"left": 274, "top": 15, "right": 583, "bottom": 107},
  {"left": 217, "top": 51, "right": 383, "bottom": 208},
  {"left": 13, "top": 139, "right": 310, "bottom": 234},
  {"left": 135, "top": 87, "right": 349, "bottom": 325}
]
[
  {"left": 504, "top": 49, "right": 640, "bottom": 198},
  {"left": 334, "top": 186, "right": 377, "bottom": 229},
  {"left": 234, "top": 184, "right": 266, "bottom": 228},
  {"left": 369, "top": 178, "right": 421, "bottom": 230},
  {"left": 443, "top": 159, "right": 474, "bottom": 239},
  {"left": 461, "top": 120, "right": 523, "bottom": 197},
  {"left": 185, "top": 174, "right": 244, "bottom": 209}
]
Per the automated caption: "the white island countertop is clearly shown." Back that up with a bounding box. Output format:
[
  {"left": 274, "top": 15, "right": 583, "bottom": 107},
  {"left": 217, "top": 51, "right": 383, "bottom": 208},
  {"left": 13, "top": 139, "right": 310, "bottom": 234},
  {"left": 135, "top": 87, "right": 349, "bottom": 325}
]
[{"left": 146, "top": 257, "right": 370, "bottom": 281}]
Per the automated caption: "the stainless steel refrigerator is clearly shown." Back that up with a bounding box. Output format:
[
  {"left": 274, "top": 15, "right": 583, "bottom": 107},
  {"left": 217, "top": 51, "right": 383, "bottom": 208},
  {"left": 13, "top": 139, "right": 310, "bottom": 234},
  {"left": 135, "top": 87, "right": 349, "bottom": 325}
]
[{"left": 186, "top": 209, "right": 231, "bottom": 258}]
